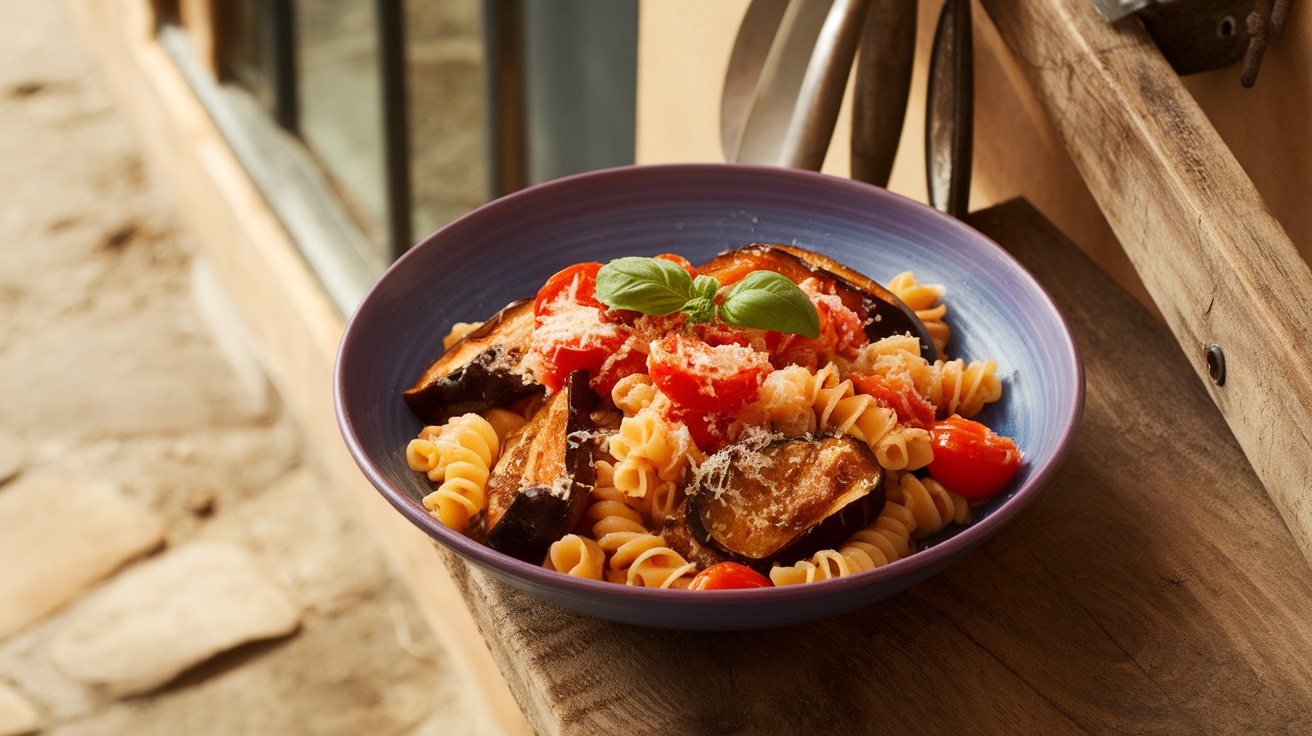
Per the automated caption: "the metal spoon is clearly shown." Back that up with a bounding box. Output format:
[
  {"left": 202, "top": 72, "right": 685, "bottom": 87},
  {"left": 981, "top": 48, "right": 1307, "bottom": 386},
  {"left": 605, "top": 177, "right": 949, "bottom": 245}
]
[{"left": 721, "top": 0, "right": 872, "bottom": 169}]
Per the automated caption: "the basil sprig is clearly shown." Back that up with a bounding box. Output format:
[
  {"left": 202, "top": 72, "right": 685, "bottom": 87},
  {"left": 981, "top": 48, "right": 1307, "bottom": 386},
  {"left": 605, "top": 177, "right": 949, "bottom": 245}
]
[{"left": 594, "top": 256, "right": 820, "bottom": 338}]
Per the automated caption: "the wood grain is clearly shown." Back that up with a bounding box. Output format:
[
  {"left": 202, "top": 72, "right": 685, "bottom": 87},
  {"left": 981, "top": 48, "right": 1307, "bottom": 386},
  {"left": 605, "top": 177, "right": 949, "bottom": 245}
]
[
  {"left": 980, "top": 0, "right": 1312, "bottom": 569},
  {"left": 451, "top": 200, "right": 1312, "bottom": 735}
]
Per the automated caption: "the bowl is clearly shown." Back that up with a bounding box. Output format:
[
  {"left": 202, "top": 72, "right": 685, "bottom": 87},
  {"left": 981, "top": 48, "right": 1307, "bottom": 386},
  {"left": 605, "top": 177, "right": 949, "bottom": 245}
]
[{"left": 334, "top": 163, "right": 1083, "bottom": 630}]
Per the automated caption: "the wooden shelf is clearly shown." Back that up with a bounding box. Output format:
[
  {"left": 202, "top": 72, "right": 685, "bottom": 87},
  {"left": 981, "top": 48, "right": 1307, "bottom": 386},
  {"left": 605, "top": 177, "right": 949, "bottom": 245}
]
[{"left": 448, "top": 198, "right": 1312, "bottom": 735}]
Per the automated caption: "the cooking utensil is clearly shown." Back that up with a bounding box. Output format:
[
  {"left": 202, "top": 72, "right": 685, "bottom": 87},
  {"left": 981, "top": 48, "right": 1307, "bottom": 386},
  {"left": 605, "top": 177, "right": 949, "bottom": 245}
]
[
  {"left": 925, "top": 0, "right": 974, "bottom": 218},
  {"left": 721, "top": 0, "right": 872, "bottom": 169},
  {"left": 851, "top": 0, "right": 918, "bottom": 186}
]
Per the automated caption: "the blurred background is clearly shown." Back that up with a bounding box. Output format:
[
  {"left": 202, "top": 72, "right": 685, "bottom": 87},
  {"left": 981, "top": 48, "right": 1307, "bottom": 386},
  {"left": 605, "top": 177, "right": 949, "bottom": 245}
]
[{"left": 1, "top": 0, "right": 1307, "bottom": 734}]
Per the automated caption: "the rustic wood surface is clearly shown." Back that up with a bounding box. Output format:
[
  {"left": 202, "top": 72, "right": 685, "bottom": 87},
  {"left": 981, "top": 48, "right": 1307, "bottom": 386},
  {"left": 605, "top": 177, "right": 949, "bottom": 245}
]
[
  {"left": 448, "top": 199, "right": 1312, "bottom": 735},
  {"left": 979, "top": 0, "right": 1312, "bottom": 569}
]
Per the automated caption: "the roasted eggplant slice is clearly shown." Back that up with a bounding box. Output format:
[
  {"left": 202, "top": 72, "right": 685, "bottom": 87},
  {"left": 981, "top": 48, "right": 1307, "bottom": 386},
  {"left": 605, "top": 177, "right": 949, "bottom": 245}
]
[
  {"left": 686, "top": 435, "right": 885, "bottom": 570},
  {"left": 403, "top": 298, "right": 540, "bottom": 424},
  {"left": 661, "top": 499, "right": 732, "bottom": 571},
  {"left": 481, "top": 370, "right": 601, "bottom": 563},
  {"left": 697, "top": 244, "right": 936, "bottom": 361}
]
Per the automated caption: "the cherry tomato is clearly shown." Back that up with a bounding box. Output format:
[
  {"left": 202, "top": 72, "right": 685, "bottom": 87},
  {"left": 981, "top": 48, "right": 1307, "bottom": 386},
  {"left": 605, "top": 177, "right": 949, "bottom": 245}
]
[
  {"left": 654, "top": 253, "right": 698, "bottom": 278},
  {"left": 851, "top": 372, "right": 935, "bottom": 429},
  {"left": 688, "top": 562, "right": 773, "bottom": 590},
  {"left": 534, "top": 332, "right": 624, "bottom": 393},
  {"left": 534, "top": 262, "right": 603, "bottom": 322},
  {"left": 647, "top": 333, "right": 770, "bottom": 416},
  {"left": 926, "top": 415, "right": 1022, "bottom": 499},
  {"left": 763, "top": 282, "right": 866, "bottom": 368}
]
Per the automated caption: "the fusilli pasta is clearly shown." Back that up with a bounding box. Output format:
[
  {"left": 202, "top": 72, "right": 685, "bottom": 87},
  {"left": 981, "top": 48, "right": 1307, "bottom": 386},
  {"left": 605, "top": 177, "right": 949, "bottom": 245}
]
[
  {"left": 543, "top": 534, "right": 606, "bottom": 580},
  {"left": 406, "top": 413, "right": 500, "bottom": 532},
  {"left": 888, "top": 271, "right": 950, "bottom": 356},
  {"left": 926, "top": 358, "right": 1002, "bottom": 419},
  {"left": 770, "top": 499, "right": 919, "bottom": 585},
  {"left": 890, "top": 471, "right": 970, "bottom": 539}
]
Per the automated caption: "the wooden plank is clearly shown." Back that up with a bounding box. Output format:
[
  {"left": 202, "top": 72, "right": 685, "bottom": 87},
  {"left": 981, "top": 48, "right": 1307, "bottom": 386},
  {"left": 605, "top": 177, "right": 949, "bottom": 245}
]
[
  {"left": 57, "top": 2, "right": 531, "bottom": 734},
  {"left": 980, "top": 0, "right": 1312, "bottom": 569},
  {"left": 177, "top": 0, "right": 219, "bottom": 78},
  {"left": 448, "top": 199, "right": 1312, "bottom": 735}
]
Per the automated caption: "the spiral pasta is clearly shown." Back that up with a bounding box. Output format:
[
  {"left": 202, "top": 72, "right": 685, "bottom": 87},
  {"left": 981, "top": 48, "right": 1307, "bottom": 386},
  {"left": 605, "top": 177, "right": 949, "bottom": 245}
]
[
  {"left": 873, "top": 427, "right": 933, "bottom": 472},
  {"left": 813, "top": 363, "right": 899, "bottom": 446},
  {"left": 611, "top": 373, "right": 657, "bottom": 416},
  {"left": 848, "top": 335, "right": 934, "bottom": 390},
  {"left": 757, "top": 365, "right": 820, "bottom": 436},
  {"left": 769, "top": 499, "right": 919, "bottom": 586},
  {"left": 888, "top": 271, "right": 950, "bottom": 356},
  {"left": 406, "top": 413, "right": 500, "bottom": 532},
  {"left": 890, "top": 471, "right": 970, "bottom": 539},
  {"left": 480, "top": 407, "right": 528, "bottom": 445},
  {"left": 926, "top": 358, "right": 1002, "bottom": 419},
  {"left": 543, "top": 534, "right": 606, "bottom": 580},
  {"left": 608, "top": 408, "right": 696, "bottom": 497},
  {"left": 579, "top": 482, "right": 694, "bottom": 588}
]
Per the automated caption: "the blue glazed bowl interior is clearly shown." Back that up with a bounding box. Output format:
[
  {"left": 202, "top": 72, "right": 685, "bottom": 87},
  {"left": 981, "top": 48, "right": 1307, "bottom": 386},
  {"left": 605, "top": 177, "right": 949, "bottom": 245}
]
[{"left": 335, "top": 164, "right": 1083, "bottom": 630}]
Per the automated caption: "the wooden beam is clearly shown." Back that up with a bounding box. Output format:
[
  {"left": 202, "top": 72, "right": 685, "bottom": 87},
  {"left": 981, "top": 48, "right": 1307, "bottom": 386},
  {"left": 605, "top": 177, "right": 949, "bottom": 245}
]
[
  {"left": 177, "top": 0, "right": 219, "bottom": 78},
  {"left": 980, "top": 0, "right": 1312, "bottom": 568},
  {"left": 57, "top": 1, "right": 531, "bottom": 733}
]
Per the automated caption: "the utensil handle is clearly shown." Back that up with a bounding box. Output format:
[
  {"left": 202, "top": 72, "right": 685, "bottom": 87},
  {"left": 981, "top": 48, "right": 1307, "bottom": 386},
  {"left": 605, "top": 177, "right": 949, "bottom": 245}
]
[
  {"left": 735, "top": 0, "right": 871, "bottom": 169},
  {"left": 925, "top": 0, "right": 973, "bottom": 218},
  {"left": 851, "top": 0, "right": 918, "bottom": 187}
]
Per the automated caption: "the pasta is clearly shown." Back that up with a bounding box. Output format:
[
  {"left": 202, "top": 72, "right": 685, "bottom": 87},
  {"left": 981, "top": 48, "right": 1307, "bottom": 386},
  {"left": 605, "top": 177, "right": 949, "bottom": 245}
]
[
  {"left": 769, "top": 500, "right": 919, "bottom": 585},
  {"left": 608, "top": 407, "right": 697, "bottom": 497},
  {"left": 813, "top": 364, "right": 899, "bottom": 447},
  {"left": 544, "top": 534, "right": 606, "bottom": 580},
  {"left": 404, "top": 249, "right": 1021, "bottom": 592},
  {"left": 580, "top": 480, "right": 694, "bottom": 588},
  {"left": 888, "top": 271, "right": 950, "bottom": 356},
  {"left": 926, "top": 358, "right": 1002, "bottom": 419},
  {"left": 406, "top": 413, "right": 500, "bottom": 532},
  {"left": 611, "top": 373, "right": 658, "bottom": 416},
  {"left": 891, "top": 471, "right": 970, "bottom": 540}
]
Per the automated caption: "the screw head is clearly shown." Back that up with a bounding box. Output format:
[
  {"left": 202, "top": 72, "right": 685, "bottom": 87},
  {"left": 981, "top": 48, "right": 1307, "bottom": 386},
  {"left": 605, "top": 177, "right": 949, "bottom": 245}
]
[{"left": 1205, "top": 343, "right": 1226, "bottom": 386}]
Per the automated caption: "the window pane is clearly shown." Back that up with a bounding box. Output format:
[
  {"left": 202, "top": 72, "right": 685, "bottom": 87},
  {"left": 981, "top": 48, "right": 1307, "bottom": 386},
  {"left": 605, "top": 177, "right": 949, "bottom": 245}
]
[
  {"left": 523, "top": 0, "right": 637, "bottom": 184},
  {"left": 294, "top": 0, "right": 388, "bottom": 255},
  {"left": 405, "top": 0, "right": 489, "bottom": 241}
]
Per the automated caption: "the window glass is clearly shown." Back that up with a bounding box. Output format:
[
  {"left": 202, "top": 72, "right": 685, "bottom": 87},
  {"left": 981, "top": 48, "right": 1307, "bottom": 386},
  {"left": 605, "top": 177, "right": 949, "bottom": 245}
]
[
  {"left": 293, "top": 0, "right": 388, "bottom": 255},
  {"left": 405, "top": 0, "right": 489, "bottom": 241}
]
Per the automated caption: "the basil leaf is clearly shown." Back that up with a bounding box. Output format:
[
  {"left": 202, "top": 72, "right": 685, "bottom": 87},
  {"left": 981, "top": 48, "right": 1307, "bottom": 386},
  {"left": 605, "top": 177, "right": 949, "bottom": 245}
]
[
  {"left": 720, "top": 271, "right": 820, "bottom": 338},
  {"left": 691, "top": 274, "right": 719, "bottom": 302},
  {"left": 681, "top": 275, "right": 722, "bottom": 324},
  {"left": 682, "top": 296, "right": 718, "bottom": 324},
  {"left": 595, "top": 257, "right": 695, "bottom": 315}
]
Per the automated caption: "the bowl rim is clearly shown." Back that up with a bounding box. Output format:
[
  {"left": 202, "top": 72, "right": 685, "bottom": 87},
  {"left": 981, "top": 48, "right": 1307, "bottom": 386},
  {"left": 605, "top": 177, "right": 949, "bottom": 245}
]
[{"left": 334, "top": 162, "right": 1085, "bottom": 607}]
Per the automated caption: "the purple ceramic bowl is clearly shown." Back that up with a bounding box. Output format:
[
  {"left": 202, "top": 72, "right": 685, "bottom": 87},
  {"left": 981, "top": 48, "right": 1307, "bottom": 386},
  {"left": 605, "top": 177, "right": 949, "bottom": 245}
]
[{"left": 335, "top": 163, "right": 1083, "bottom": 630}]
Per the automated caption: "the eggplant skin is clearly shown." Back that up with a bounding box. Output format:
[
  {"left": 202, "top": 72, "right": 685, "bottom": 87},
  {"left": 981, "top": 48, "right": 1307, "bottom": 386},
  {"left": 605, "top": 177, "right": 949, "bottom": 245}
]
[
  {"left": 661, "top": 500, "right": 732, "bottom": 571},
  {"left": 483, "top": 486, "right": 577, "bottom": 563},
  {"left": 403, "top": 298, "right": 540, "bottom": 424},
  {"left": 687, "top": 435, "right": 886, "bottom": 570},
  {"left": 698, "top": 245, "right": 936, "bottom": 361},
  {"left": 482, "top": 371, "right": 600, "bottom": 564}
]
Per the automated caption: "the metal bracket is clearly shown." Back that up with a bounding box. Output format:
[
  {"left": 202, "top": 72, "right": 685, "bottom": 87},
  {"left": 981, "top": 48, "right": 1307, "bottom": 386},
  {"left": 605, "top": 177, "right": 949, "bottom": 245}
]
[{"left": 1093, "top": 0, "right": 1290, "bottom": 86}]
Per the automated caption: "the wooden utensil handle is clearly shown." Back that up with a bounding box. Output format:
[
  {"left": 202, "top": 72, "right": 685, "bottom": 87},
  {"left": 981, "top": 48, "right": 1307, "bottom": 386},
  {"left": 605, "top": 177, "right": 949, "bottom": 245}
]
[{"left": 981, "top": 0, "right": 1312, "bottom": 566}]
